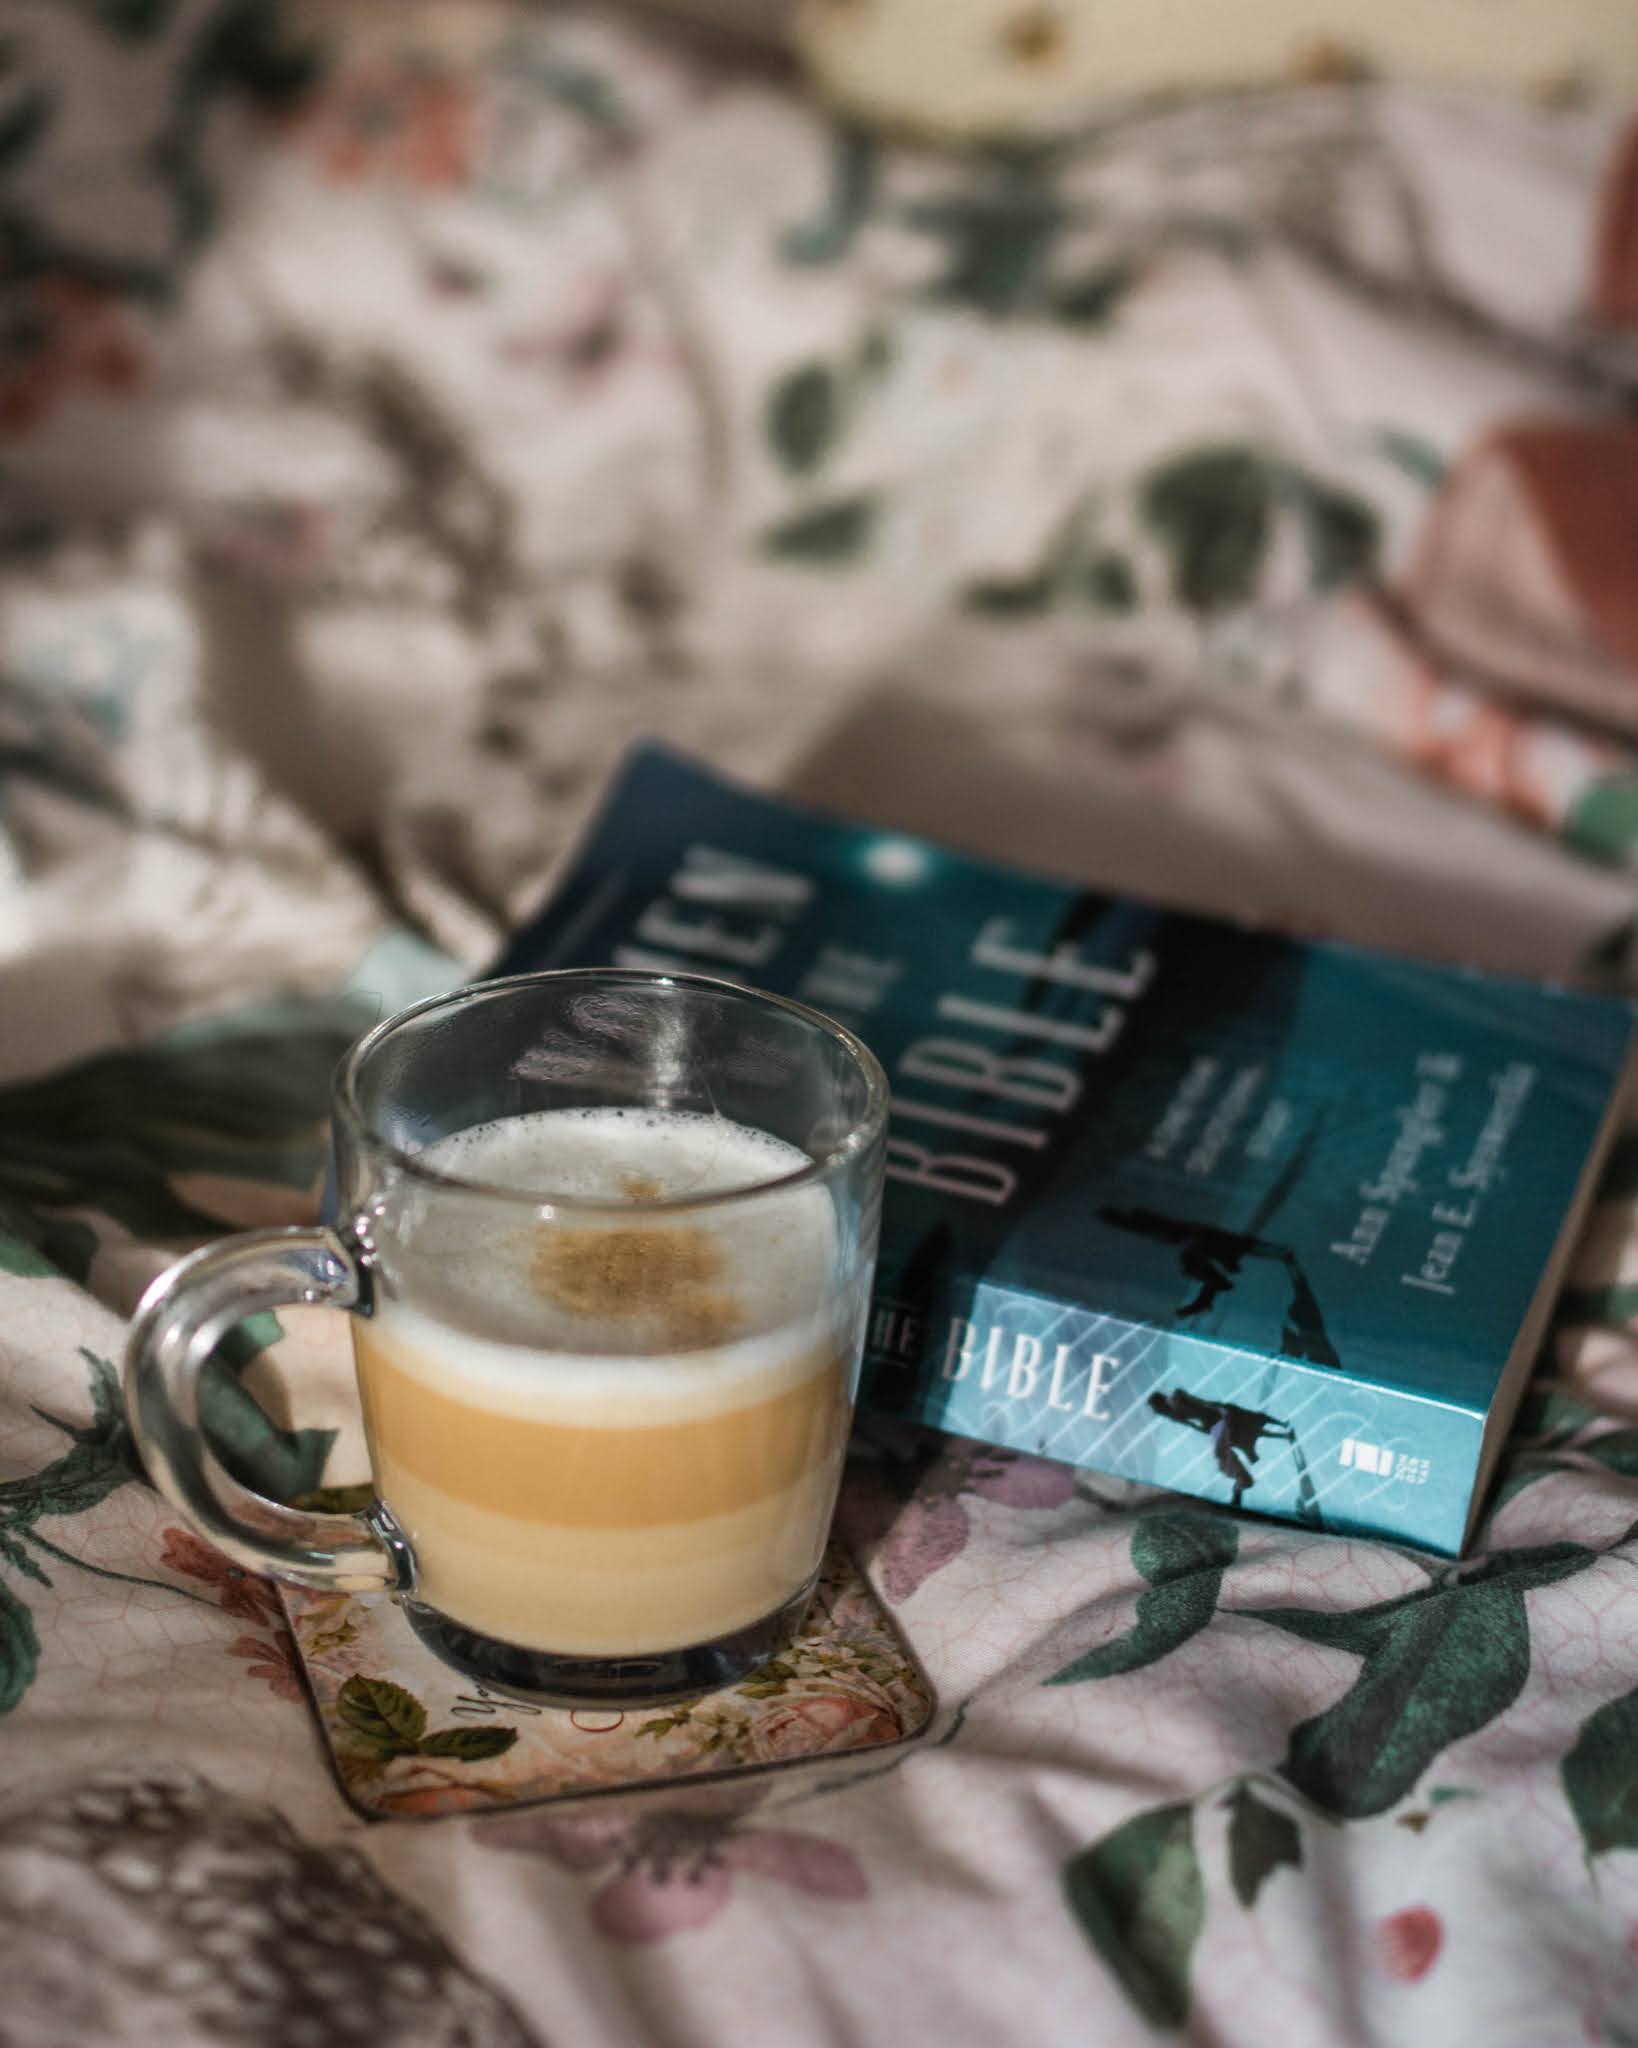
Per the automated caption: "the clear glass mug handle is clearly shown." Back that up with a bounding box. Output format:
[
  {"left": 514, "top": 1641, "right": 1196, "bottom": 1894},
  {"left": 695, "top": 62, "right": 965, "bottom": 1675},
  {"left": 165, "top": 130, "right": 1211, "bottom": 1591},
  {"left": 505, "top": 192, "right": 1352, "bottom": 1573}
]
[{"left": 124, "top": 1227, "right": 407, "bottom": 1593}]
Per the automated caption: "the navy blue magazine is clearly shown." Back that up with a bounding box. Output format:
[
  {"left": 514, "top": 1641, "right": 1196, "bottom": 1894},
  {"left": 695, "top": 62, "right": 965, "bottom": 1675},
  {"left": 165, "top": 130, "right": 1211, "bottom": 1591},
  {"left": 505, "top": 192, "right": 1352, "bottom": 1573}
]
[{"left": 489, "top": 743, "right": 1637, "bottom": 1552}]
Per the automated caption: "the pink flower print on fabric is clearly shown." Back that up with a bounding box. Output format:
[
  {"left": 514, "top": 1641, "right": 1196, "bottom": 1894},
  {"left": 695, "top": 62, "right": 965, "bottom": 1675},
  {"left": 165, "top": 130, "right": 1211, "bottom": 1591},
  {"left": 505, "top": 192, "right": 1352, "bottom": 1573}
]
[
  {"left": 842, "top": 1435, "right": 1076, "bottom": 1602},
  {"left": 484, "top": 1794, "right": 867, "bottom": 1943},
  {"left": 1376, "top": 1905, "right": 1444, "bottom": 1983},
  {"left": 160, "top": 1527, "right": 282, "bottom": 1628}
]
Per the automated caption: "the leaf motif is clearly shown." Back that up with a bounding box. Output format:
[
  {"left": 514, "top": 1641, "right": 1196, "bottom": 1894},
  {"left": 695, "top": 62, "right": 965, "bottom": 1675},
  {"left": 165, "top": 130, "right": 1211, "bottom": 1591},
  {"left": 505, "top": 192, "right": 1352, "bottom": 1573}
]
[
  {"left": 963, "top": 572, "right": 1056, "bottom": 618},
  {"left": 1224, "top": 1784, "right": 1302, "bottom": 1907},
  {"left": 337, "top": 1674, "right": 428, "bottom": 1749},
  {"left": 1130, "top": 1512, "right": 1238, "bottom": 1585},
  {"left": 1063, "top": 1802, "right": 1205, "bottom": 2031},
  {"left": 1286, "top": 472, "right": 1380, "bottom": 590},
  {"left": 1048, "top": 1578, "right": 1221, "bottom": 1684},
  {"left": 1563, "top": 778, "right": 1638, "bottom": 866},
  {"left": 1563, "top": 1683, "right": 1638, "bottom": 1859},
  {"left": 1374, "top": 427, "right": 1447, "bottom": 490},
  {"left": 1279, "top": 1584, "right": 1529, "bottom": 1820},
  {"left": 762, "top": 495, "right": 878, "bottom": 566},
  {"left": 20, "top": 1351, "right": 144, "bottom": 1518},
  {"left": 1083, "top": 553, "right": 1137, "bottom": 612},
  {"left": 1482, "top": 1464, "right": 1557, "bottom": 1518},
  {"left": 767, "top": 363, "right": 842, "bottom": 475},
  {"left": 196, "top": 1359, "right": 335, "bottom": 1503},
  {"left": 1581, "top": 1434, "right": 1638, "bottom": 1477},
  {"left": 0, "top": 1198, "right": 99, "bottom": 1284},
  {"left": 1140, "top": 445, "right": 1272, "bottom": 613},
  {"left": 906, "top": 166, "right": 1074, "bottom": 317},
  {"left": 1246, "top": 1598, "right": 1412, "bottom": 1656},
  {"left": 0, "top": 1531, "right": 50, "bottom": 1588},
  {"left": 418, "top": 1726, "right": 519, "bottom": 1762},
  {"left": 0, "top": 1576, "right": 40, "bottom": 1715},
  {"left": 0, "top": 1233, "right": 63, "bottom": 1279},
  {"left": 1459, "top": 1540, "right": 1598, "bottom": 1593},
  {"left": 1510, "top": 1388, "right": 1600, "bottom": 1448},
  {"left": 1052, "top": 257, "right": 1138, "bottom": 328},
  {"left": 782, "top": 123, "right": 878, "bottom": 267},
  {"left": 1046, "top": 1512, "right": 1238, "bottom": 1686}
]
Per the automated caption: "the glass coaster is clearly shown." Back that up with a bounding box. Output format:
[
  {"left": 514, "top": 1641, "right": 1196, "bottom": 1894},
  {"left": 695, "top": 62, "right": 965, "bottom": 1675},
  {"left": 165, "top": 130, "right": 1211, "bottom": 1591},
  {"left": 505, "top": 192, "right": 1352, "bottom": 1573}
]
[{"left": 282, "top": 1544, "right": 935, "bottom": 1821}]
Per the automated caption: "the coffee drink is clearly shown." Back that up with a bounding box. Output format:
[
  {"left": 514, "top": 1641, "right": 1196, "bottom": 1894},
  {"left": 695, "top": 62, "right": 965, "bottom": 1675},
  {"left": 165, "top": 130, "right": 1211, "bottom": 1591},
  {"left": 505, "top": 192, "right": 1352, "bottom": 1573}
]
[{"left": 352, "top": 1108, "right": 855, "bottom": 1657}]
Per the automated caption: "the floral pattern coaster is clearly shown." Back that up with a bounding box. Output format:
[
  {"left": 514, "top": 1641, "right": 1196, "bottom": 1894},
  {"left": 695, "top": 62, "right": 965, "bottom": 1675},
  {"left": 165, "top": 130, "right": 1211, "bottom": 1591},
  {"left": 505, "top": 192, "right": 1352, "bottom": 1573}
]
[{"left": 282, "top": 1546, "right": 935, "bottom": 1821}]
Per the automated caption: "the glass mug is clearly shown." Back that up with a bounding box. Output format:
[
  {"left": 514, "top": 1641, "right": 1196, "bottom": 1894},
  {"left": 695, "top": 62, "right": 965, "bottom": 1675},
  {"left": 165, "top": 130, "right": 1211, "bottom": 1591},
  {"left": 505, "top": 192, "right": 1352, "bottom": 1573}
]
[{"left": 126, "top": 969, "right": 889, "bottom": 1706}]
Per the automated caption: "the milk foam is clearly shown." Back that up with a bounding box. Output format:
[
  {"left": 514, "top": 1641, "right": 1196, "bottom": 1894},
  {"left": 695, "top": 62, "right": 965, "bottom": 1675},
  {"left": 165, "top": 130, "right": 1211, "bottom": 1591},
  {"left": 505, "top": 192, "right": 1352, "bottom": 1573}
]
[{"left": 372, "top": 1107, "right": 844, "bottom": 1425}]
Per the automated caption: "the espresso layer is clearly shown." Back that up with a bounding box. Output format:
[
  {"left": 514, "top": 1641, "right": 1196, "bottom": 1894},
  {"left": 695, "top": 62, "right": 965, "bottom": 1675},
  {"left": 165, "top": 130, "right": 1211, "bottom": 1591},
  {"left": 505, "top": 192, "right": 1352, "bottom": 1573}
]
[
  {"left": 353, "top": 1325, "right": 848, "bottom": 1528},
  {"left": 355, "top": 1106, "right": 859, "bottom": 1657}
]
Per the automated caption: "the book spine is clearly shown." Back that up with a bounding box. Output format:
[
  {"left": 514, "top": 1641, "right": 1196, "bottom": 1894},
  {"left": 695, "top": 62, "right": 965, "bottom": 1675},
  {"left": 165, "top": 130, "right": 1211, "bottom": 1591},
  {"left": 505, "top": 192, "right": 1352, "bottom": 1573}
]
[{"left": 861, "top": 1276, "right": 1483, "bottom": 1553}]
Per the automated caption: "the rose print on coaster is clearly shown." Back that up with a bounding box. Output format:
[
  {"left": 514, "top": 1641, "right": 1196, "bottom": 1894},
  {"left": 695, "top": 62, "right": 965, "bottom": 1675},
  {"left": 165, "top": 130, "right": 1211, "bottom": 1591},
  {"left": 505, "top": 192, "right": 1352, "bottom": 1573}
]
[
  {"left": 483, "top": 1790, "right": 868, "bottom": 1942},
  {"left": 282, "top": 1545, "right": 934, "bottom": 1820}
]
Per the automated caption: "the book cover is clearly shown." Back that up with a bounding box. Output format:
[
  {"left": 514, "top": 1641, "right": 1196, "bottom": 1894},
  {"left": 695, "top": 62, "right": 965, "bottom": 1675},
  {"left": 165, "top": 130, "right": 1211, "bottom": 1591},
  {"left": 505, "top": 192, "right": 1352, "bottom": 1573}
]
[{"left": 491, "top": 743, "right": 1637, "bottom": 1553}]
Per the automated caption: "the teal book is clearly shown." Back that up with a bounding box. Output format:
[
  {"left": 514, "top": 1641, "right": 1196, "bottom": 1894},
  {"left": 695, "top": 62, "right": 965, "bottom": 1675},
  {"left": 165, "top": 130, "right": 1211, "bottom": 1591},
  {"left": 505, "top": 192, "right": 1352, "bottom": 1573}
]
[{"left": 491, "top": 743, "right": 1637, "bottom": 1553}]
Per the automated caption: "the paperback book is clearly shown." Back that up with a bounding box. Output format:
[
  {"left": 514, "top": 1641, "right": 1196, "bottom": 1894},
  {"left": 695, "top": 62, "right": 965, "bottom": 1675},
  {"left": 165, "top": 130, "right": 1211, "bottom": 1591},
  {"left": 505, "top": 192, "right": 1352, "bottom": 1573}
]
[{"left": 491, "top": 743, "right": 1637, "bottom": 1553}]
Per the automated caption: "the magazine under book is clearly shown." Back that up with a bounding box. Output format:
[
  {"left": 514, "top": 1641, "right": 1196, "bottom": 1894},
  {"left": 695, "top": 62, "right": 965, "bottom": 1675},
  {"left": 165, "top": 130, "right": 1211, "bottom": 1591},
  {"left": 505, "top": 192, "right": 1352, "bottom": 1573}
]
[{"left": 490, "top": 742, "right": 1638, "bottom": 1553}]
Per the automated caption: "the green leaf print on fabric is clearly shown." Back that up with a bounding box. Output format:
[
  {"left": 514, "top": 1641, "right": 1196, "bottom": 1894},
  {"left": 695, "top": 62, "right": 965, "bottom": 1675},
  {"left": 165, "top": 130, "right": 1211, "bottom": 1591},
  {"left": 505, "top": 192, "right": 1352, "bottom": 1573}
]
[
  {"left": 1140, "top": 444, "right": 1380, "bottom": 612},
  {"left": 1051, "top": 257, "right": 1139, "bottom": 329},
  {"left": 964, "top": 572, "right": 1057, "bottom": 617},
  {"left": 196, "top": 1341, "right": 335, "bottom": 1502},
  {"left": 762, "top": 495, "right": 879, "bottom": 565},
  {"left": 767, "top": 362, "right": 843, "bottom": 475},
  {"left": 1063, "top": 1802, "right": 1205, "bottom": 2031},
  {"left": 1083, "top": 552, "right": 1137, "bottom": 612},
  {"left": 1045, "top": 1512, "right": 1237, "bottom": 1685},
  {"left": 1563, "top": 1683, "right": 1638, "bottom": 1859},
  {"left": 1566, "top": 778, "right": 1638, "bottom": 866},
  {"left": 1374, "top": 427, "right": 1449, "bottom": 491},
  {"left": 0, "top": 1350, "right": 147, "bottom": 1713},
  {"left": 1141, "top": 446, "right": 1273, "bottom": 613},
  {"left": 905, "top": 152, "right": 1079, "bottom": 318},
  {"left": 782, "top": 125, "right": 880, "bottom": 267},
  {"left": 1254, "top": 1543, "right": 1599, "bottom": 1818},
  {"left": 0, "top": 1578, "right": 41, "bottom": 1716},
  {"left": 22, "top": 1349, "right": 146, "bottom": 1519},
  {"left": 0, "top": 1200, "right": 99, "bottom": 1280},
  {"left": 0, "top": 1016, "right": 352, "bottom": 1252},
  {"left": 1279, "top": 1585, "right": 1528, "bottom": 1819},
  {"left": 1288, "top": 472, "right": 1380, "bottom": 590},
  {"left": 1224, "top": 1784, "right": 1303, "bottom": 1907},
  {"left": 1581, "top": 1432, "right": 1638, "bottom": 1478}
]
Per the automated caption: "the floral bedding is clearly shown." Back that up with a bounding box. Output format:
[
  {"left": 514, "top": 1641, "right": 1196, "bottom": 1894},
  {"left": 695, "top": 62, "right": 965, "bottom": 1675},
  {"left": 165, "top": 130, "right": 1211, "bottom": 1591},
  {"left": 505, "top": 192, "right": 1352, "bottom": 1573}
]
[{"left": 5, "top": 5, "right": 1638, "bottom": 2042}]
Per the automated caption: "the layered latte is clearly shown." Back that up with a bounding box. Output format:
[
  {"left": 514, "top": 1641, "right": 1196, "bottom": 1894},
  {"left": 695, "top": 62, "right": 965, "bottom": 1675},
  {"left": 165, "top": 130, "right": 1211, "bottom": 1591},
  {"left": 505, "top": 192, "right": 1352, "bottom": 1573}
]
[{"left": 352, "top": 1108, "right": 854, "bottom": 1657}]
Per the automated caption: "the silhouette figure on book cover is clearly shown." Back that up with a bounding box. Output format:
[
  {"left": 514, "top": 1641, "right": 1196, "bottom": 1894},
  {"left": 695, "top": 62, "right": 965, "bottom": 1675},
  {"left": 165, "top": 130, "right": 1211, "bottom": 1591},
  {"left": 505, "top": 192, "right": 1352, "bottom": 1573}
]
[
  {"left": 1097, "top": 1203, "right": 1341, "bottom": 1369},
  {"left": 1146, "top": 1389, "right": 1297, "bottom": 1508}
]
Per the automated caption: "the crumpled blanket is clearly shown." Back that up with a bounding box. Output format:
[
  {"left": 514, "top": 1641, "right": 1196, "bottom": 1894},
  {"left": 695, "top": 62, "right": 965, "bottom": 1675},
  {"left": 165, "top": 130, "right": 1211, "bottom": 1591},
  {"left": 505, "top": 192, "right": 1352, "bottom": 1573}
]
[{"left": 6, "top": 5, "right": 1638, "bottom": 2044}]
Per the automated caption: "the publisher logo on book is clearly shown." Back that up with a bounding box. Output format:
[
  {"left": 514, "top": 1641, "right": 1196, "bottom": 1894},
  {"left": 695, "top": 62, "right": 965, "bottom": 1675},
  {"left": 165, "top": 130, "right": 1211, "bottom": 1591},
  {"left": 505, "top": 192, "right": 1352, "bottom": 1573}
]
[{"left": 1341, "top": 1439, "right": 1430, "bottom": 1486}]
